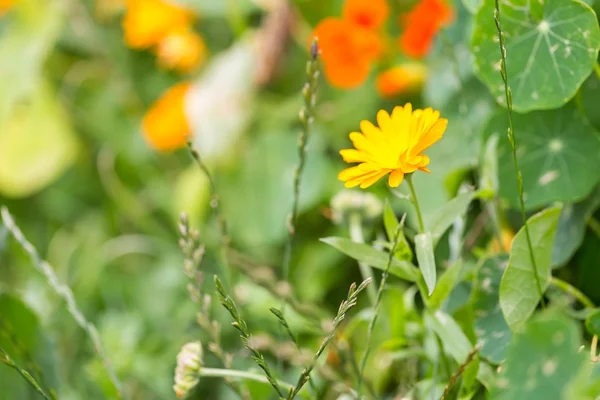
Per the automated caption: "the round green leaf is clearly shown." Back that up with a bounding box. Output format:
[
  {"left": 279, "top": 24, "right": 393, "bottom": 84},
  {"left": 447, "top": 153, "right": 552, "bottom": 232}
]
[
  {"left": 485, "top": 106, "right": 600, "bottom": 210},
  {"left": 585, "top": 309, "right": 600, "bottom": 336},
  {"left": 472, "top": 0, "right": 600, "bottom": 112}
]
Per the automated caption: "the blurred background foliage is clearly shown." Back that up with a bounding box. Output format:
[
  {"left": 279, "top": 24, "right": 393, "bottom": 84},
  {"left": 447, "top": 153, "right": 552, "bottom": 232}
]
[{"left": 1, "top": 0, "right": 600, "bottom": 399}]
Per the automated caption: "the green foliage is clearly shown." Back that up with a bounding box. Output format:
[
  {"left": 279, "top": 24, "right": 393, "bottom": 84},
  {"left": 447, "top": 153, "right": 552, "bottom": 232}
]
[
  {"left": 473, "top": 0, "right": 600, "bottom": 112},
  {"left": 486, "top": 106, "right": 600, "bottom": 210},
  {"left": 500, "top": 207, "right": 561, "bottom": 329},
  {"left": 585, "top": 309, "right": 600, "bottom": 336},
  {"left": 415, "top": 232, "right": 437, "bottom": 295}
]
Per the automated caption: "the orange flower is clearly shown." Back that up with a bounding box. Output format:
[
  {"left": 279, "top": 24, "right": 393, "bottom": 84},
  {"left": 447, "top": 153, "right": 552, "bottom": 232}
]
[
  {"left": 342, "top": 0, "right": 389, "bottom": 30},
  {"left": 155, "top": 28, "right": 207, "bottom": 73},
  {"left": 376, "top": 63, "right": 426, "bottom": 98},
  {"left": 122, "top": 0, "right": 194, "bottom": 49},
  {"left": 0, "top": 0, "right": 16, "bottom": 16},
  {"left": 312, "top": 18, "right": 382, "bottom": 89},
  {"left": 142, "top": 83, "right": 191, "bottom": 151},
  {"left": 399, "top": 0, "right": 453, "bottom": 59}
]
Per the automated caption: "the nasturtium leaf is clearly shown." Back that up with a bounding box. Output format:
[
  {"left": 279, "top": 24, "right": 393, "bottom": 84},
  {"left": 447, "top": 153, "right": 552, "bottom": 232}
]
[
  {"left": 491, "top": 312, "right": 586, "bottom": 400},
  {"left": 320, "top": 237, "right": 420, "bottom": 282},
  {"left": 485, "top": 106, "right": 600, "bottom": 210},
  {"left": 580, "top": 73, "right": 600, "bottom": 130},
  {"left": 473, "top": 256, "right": 511, "bottom": 364},
  {"left": 427, "top": 311, "right": 473, "bottom": 363},
  {"left": 472, "top": 0, "right": 600, "bottom": 112},
  {"left": 552, "top": 185, "right": 600, "bottom": 267},
  {"left": 500, "top": 207, "right": 561, "bottom": 330},
  {"left": 585, "top": 309, "right": 600, "bottom": 336},
  {"left": 415, "top": 233, "right": 437, "bottom": 295}
]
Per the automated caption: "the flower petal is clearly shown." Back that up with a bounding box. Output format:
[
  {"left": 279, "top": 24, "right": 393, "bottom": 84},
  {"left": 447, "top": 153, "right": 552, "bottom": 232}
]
[
  {"left": 359, "top": 170, "right": 389, "bottom": 188},
  {"left": 388, "top": 169, "right": 404, "bottom": 187},
  {"left": 339, "top": 149, "right": 370, "bottom": 163},
  {"left": 412, "top": 118, "right": 447, "bottom": 155}
]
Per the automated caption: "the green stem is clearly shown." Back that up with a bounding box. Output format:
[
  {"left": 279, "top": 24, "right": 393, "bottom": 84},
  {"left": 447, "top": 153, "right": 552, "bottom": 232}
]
[
  {"left": 357, "top": 224, "right": 404, "bottom": 397},
  {"left": 0, "top": 348, "right": 52, "bottom": 400},
  {"left": 588, "top": 217, "right": 600, "bottom": 239},
  {"left": 594, "top": 62, "right": 600, "bottom": 80},
  {"left": 493, "top": 0, "right": 545, "bottom": 308},
  {"left": 200, "top": 368, "right": 293, "bottom": 393},
  {"left": 348, "top": 213, "right": 378, "bottom": 305},
  {"left": 549, "top": 277, "right": 595, "bottom": 309},
  {"left": 406, "top": 174, "right": 425, "bottom": 233}
]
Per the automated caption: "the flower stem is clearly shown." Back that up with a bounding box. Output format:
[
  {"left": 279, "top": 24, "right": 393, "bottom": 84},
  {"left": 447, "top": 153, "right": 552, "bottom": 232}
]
[
  {"left": 493, "top": 0, "right": 545, "bottom": 308},
  {"left": 549, "top": 277, "right": 595, "bottom": 309},
  {"left": 357, "top": 224, "right": 404, "bottom": 397},
  {"left": 200, "top": 368, "right": 293, "bottom": 392},
  {"left": 406, "top": 174, "right": 425, "bottom": 233},
  {"left": 348, "top": 212, "right": 378, "bottom": 305}
]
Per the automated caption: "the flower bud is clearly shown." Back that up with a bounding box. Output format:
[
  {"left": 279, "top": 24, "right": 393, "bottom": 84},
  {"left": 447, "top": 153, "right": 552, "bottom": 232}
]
[
  {"left": 173, "top": 341, "right": 203, "bottom": 398},
  {"left": 331, "top": 190, "right": 383, "bottom": 224}
]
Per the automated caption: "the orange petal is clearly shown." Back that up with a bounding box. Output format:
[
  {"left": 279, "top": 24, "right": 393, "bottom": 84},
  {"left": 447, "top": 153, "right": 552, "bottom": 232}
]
[
  {"left": 342, "top": 0, "right": 389, "bottom": 30},
  {"left": 388, "top": 169, "right": 405, "bottom": 187}
]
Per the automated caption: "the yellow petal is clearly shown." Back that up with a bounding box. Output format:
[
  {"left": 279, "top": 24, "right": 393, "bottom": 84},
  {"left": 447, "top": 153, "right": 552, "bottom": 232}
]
[
  {"left": 376, "top": 109, "right": 393, "bottom": 133},
  {"left": 349, "top": 132, "right": 377, "bottom": 155},
  {"left": 388, "top": 169, "right": 404, "bottom": 187},
  {"left": 345, "top": 169, "right": 385, "bottom": 188},
  {"left": 359, "top": 170, "right": 389, "bottom": 189},
  {"left": 412, "top": 118, "right": 447, "bottom": 155},
  {"left": 340, "top": 149, "right": 370, "bottom": 163}
]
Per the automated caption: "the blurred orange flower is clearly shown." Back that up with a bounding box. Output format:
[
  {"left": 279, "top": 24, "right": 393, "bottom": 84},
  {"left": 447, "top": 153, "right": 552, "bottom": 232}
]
[
  {"left": 399, "top": 0, "right": 453, "bottom": 59},
  {"left": 338, "top": 103, "right": 447, "bottom": 188},
  {"left": 142, "top": 83, "right": 191, "bottom": 151},
  {"left": 122, "top": 0, "right": 193, "bottom": 49},
  {"left": 312, "top": 18, "right": 382, "bottom": 89},
  {"left": 0, "top": 0, "right": 16, "bottom": 16},
  {"left": 156, "top": 28, "right": 207, "bottom": 73},
  {"left": 342, "top": 0, "right": 389, "bottom": 30},
  {"left": 376, "top": 63, "right": 426, "bottom": 98}
]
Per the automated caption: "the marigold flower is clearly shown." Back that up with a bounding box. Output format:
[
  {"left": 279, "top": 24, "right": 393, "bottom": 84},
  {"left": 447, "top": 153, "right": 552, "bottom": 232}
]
[
  {"left": 312, "top": 18, "right": 382, "bottom": 89},
  {"left": 376, "top": 63, "right": 426, "bottom": 98},
  {"left": 342, "top": 0, "right": 389, "bottom": 30},
  {"left": 122, "top": 0, "right": 194, "bottom": 49},
  {"left": 156, "top": 28, "right": 207, "bottom": 73},
  {"left": 399, "top": 0, "right": 453, "bottom": 59},
  {"left": 142, "top": 82, "right": 191, "bottom": 151},
  {"left": 338, "top": 103, "right": 447, "bottom": 188}
]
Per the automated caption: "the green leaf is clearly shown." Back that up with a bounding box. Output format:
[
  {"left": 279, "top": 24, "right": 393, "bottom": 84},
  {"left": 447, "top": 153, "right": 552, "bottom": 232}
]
[
  {"left": 552, "top": 185, "right": 600, "bottom": 267},
  {"left": 473, "top": 256, "right": 512, "bottom": 364},
  {"left": 320, "top": 237, "right": 420, "bottom": 282},
  {"left": 415, "top": 232, "right": 437, "bottom": 295},
  {"left": 427, "top": 310, "right": 473, "bottom": 363},
  {"left": 491, "top": 312, "right": 586, "bottom": 400},
  {"left": 383, "top": 202, "right": 399, "bottom": 241},
  {"left": 585, "top": 309, "right": 600, "bottom": 336},
  {"left": 485, "top": 106, "right": 600, "bottom": 210},
  {"left": 499, "top": 207, "right": 561, "bottom": 330},
  {"left": 0, "top": 293, "right": 58, "bottom": 398},
  {"left": 428, "top": 259, "right": 464, "bottom": 310},
  {"left": 462, "top": 0, "right": 482, "bottom": 13},
  {"left": 472, "top": 0, "right": 600, "bottom": 112},
  {"left": 480, "top": 134, "right": 500, "bottom": 194},
  {"left": 383, "top": 203, "right": 413, "bottom": 262},
  {"left": 426, "top": 190, "right": 484, "bottom": 242}
]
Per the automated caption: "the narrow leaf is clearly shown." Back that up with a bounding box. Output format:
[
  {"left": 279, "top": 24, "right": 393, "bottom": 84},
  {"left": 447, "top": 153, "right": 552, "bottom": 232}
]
[
  {"left": 415, "top": 232, "right": 436, "bottom": 295},
  {"left": 383, "top": 201, "right": 399, "bottom": 241},
  {"left": 499, "top": 207, "right": 561, "bottom": 330},
  {"left": 428, "top": 259, "right": 464, "bottom": 310},
  {"left": 320, "top": 237, "right": 419, "bottom": 282},
  {"left": 426, "top": 190, "right": 485, "bottom": 242},
  {"left": 427, "top": 310, "right": 473, "bottom": 363}
]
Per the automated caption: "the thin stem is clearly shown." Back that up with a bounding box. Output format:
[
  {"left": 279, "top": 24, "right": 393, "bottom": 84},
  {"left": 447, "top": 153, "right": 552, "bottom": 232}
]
[
  {"left": 186, "top": 141, "right": 232, "bottom": 289},
  {"left": 200, "top": 368, "right": 293, "bottom": 392},
  {"left": 406, "top": 174, "right": 425, "bottom": 233},
  {"left": 0, "top": 207, "right": 124, "bottom": 398},
  {"left": 357, "top": 224, "right": 404, "bottom": 397},
  {"left": 594, "top": 62, "right": 600, "bottom": 80},
  {"left": 0, "top": 348, "right": 52, "bottom": 400},
  {"left": 282, "top": 39, "right": 320, "bottom": 283},
  {"left": 549, "top": 277, "right": 595, "bottom": 309},
  {"left": 440, "top": 345, "right": 481, "bottom": 400},
  {"left": 588, "top": 217, "right": 600, "bottom": 239},
  {"left": 493, "top": 0, "right": 545, "bottom": 308},
  {"left": 591, "top": 335, "right": 598, "bottom": 362},
  {"left": 348, "top": 213, "right": 378, "bottom": 305}
]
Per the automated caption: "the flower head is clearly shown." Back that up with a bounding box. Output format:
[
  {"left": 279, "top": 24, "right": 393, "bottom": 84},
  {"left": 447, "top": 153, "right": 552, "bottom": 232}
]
[
  {"left": 398, "top": 0, "right": 453, "bottom": 58},
  {"left": 173, "top": 341, "right": 203, "bottom": 398},
  {"left": 342, "top": 0, "right": 389, "bottom": 30},
  {"left": 123, "top": 0, "right": 193, "bottom": 49},
  {"left": 142, "top": 82, "right": 191, "bottom": 151},
  {"left": 338, "top": 103, "right": 447, "bottom": 188},
  {"left": 312, "top": 18, "right": 382, "bottom": 89},
  {"left": 155, "top": 28, "right": 207, "bottom": 73},
  {"left": 376, "top": 63, "right": 426, "bottom": 98}
]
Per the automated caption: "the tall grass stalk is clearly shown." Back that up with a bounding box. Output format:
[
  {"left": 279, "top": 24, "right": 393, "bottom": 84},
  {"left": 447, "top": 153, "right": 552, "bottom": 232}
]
[
  {"left": 0, "top": 348, "right": 52, "bottom": 400},
  {"left": 357, "top": 223, "right": 404, "bottom": 397},
  {"left": 0, "top": 206, "right": 124, "bottom": 398},
  {"left": 493, "top": 0, "right": 545, "bottom": 306}
]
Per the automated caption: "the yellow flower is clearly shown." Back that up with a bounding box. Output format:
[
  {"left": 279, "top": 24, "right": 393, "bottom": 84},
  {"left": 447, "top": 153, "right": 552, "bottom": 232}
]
[
  {"left": 155, "top": 28, "right": 207, "bottom": 73},
  {"left": 122, "top": 0, "right": 193, "bottom": 49},
  {"left": 338, "top": 103, "right": 447, "bottom": 188}
]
